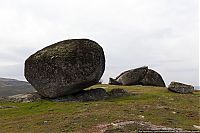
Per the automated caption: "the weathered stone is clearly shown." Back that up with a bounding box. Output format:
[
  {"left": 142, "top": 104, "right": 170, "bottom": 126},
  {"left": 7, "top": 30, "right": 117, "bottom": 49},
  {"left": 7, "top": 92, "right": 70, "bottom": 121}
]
[
  {"left": 101, "top": 121, "right": 183, "bottom": 132},
  {"left": 5, "top": 92, "right": 42, "bottom": 102},
  {"left": 110, "top": 66, "right": 148, "bottom": 85},
  {"left": 52, "top": 88, "right": 131, "bottom": 102},
  {"left": 0, "top": 88, "right": 133, "bottom": 102},
  {"left": 25, "top": 39, "right": 105, "bottom": 98},
  {"left": 53, "top": 88, "right": 109, "bottom": 102},
  {"left": 168, "top": 81, "right": 194, "bottom": 94},
  {"left": 141, "top": 69, "right": 165, "bottom": 87},
  {"left": 109, "top": 66, "right": 165, "bottom": 87}
]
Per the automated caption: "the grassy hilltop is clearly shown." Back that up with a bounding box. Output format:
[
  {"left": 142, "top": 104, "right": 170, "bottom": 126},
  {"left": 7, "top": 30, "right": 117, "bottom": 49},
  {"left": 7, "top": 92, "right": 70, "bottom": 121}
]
[{"left": 0, "top": 85, "right": 200, "bottom": 133}]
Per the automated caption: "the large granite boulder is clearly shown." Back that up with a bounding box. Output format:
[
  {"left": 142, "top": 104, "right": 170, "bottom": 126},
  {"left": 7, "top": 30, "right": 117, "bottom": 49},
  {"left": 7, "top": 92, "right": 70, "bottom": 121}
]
[
  {"left": 168, "top": 81, "right": 194, "bottom": 94},
  {"left": 25, "top": 39, "right": 105, "bottom": 98},
  {"left": 115, "top": 66, "right": 148, "bottom": 85},
  {"left": 109, "top": 66, "right": 165, "bottom": 87}
]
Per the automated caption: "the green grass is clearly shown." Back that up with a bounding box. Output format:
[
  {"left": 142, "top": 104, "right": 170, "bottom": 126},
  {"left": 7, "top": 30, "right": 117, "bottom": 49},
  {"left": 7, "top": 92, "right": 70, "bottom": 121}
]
[{"left": 0, "top": 85, "right": 200, "bottom": 133}]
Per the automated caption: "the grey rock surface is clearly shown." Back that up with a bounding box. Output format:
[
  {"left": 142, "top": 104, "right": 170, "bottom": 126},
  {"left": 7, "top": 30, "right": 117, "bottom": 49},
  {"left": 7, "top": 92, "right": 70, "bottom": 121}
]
[
  {"left": 3, "top": 92, "right": 42, "bottom": 102},
  {"left": 109, "top": 66, "right": 165, "bottom": 87},
  {"left": 0, "top": 88, "right": 131, "bottom": 102},
  {"left": 141, "top": 69, "right": 166, "bottom": 87},
  {"left": 52, "top": 88, "right": 131, "bottom": 102},
  {"left": 53, "top": 88, "right": 109, "bottom": 102},
  {"left": 116, "top": 66, "right": 148, "bottom": 85},
  {"left": 25, "top": 39, "right": 105, "bottom": 98},
  {"left": 168, "top": 81, "right": 194, "bottom": 94}
]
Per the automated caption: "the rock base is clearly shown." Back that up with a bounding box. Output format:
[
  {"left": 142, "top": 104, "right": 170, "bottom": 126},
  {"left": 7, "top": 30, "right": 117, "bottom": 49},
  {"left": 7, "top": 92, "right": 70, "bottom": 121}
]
[
  {"left": 0, "top": 88, "right": 132, "bottom": 103},
  {"left": 51, "top": 88, "right": 131, "bottom": 102}
]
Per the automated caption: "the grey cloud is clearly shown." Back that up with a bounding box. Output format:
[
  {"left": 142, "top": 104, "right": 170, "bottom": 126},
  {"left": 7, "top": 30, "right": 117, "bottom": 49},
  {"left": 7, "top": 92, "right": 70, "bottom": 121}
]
[
  {"left": 0, "top": 63, "right": 25, "bottom": 81},
  {"left": 0, "top": 0, "right": 198, "bottom": 86}
]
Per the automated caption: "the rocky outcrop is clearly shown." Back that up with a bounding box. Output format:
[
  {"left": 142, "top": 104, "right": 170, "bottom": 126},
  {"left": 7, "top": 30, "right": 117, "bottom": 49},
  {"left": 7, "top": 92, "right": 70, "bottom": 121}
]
[
  {"left": 53, "top": 88, "right": 109, "bottom": 102},
  {"left": 0, "top": 88, "right": 131, "bottom": 102},
  {"left": 52, "top": 88, "right": 131, "bottom": 102},
  {"left": 2, "top": 92, "right": 42, "bottom": 103},
  {"left": 97, "top": 121, "right": 183, "bottom": 132},
  {"left": 109, "top": 66, "right": 165, "bottom": 87},
  {"left": 25, "top": 39, "right": 105, "bottom": 98},
  {"left": 168, "top": 81, "right": 194, "bottom": 94}
]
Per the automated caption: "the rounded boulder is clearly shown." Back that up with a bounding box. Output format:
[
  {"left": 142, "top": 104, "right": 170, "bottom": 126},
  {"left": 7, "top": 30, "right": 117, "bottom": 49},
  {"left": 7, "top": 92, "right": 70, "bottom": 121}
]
[
  {"left": 109, "top": 66, "right": 166, "bottom": 87},
  {"left": 115, "top": 66, "right": 148, "bottom": 85},
  {"left": 168, "top": 81, "right": 194, "bottom": 94},
  {"left": 25, "top": 39, "right": 105, "bottom": 98}
]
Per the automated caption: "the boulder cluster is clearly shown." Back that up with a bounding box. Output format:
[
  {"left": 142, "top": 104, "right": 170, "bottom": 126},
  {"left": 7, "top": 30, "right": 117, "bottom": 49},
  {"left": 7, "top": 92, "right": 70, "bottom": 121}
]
[{"left": 24, "top": 38, "right": 194, "bottom": 99}]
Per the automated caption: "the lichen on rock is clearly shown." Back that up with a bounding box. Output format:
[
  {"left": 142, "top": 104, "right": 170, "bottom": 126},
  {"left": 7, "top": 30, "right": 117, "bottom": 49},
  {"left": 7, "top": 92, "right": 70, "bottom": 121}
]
[
  {"left": 25, "top": 39, "right": 105, "bottom": 98},
  {"left": 168, "top": 81, "right": 194, "bottom": 94}
]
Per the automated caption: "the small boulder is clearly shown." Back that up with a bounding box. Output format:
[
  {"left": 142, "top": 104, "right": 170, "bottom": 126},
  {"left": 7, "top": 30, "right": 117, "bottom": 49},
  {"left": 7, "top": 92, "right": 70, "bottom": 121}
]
[
  {"left": 52, "top": 88, "right": 131, "bottom": 102},
  {"left": 25, "top": 39, "right": 105, "bottom": 98},
  {"left": 63, "top": 88, "right": 109, "bottom": 102},
  {"left": 6, "top": 92, "right": 42, "bottom": 102},
  {"left": 168, "top": 81, "right": 194, "bottom": 94}
]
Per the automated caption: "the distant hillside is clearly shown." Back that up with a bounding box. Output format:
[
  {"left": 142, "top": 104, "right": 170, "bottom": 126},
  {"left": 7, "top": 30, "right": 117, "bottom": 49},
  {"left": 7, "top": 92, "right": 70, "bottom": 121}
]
[{"left": 0, "top": 78, "right": 35, "bottom": 97}]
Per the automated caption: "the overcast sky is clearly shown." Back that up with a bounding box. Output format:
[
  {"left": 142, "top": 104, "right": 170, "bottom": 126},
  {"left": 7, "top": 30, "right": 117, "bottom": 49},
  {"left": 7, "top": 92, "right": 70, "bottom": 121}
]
[{"left": 0, "top": 0, "right": 199, "bottom": 86}]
